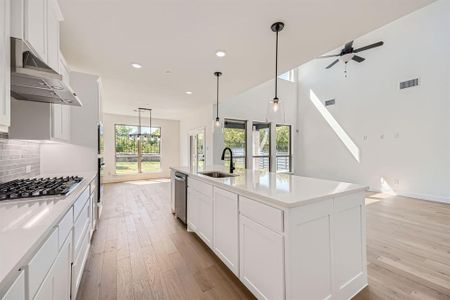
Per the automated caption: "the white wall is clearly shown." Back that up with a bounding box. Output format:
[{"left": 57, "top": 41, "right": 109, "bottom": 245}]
[
  {"left": 296, "top": 0, "right": 450, "bottom": 202},
  {"left": 178, "top": 78, "right": 298, "bottom": 169},
  {"left": 103, "top": 113, "right": 180, "bottom": 182}
]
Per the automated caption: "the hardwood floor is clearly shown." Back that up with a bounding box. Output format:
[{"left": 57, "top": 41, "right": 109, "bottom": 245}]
[
  {"left": 355, "top": 193, "right": 450, "bottom": 300},
  {"left": 76, "top": 179, "right": 255, "bottom": 300},
  {"left": 77, "top": 181, "right": 450, "bottom": 300}
]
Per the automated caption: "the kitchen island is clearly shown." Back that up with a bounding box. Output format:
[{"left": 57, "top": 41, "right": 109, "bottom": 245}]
[{"left": 170, "top": 166, "right": 368, "bottom": 300}]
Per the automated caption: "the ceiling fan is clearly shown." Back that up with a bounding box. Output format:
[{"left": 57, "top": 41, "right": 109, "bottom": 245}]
[{"left": 319, "top": 40, "right": 384, "bottom": 73}]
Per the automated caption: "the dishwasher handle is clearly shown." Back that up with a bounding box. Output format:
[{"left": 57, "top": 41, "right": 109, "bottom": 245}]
[{"left": 174, "top": 175, "right": 185, "bottom": 181}]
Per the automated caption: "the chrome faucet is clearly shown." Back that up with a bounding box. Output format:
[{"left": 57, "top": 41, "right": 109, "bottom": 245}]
[{"left": 221, "top": 147, "right": 235, "bottom": 174}]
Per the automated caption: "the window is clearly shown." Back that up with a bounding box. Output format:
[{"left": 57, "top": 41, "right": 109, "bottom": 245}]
[
  {"left": 278, "top": 69, "right": 295, "bottom": 82},
  {"left": 223, "top": 119, "right": 246, "bottom": 171},
  {"left": 252, "top": 122, "right": 271, "bottom": 171},
  {"left": 276, "top": 125, "right": 292, "bottom": 173},
  {"left": 115, "top": 124, "right": 161, "bottom": 174},
  {"left": 190, "top": 130, "right": 205, "bottom": 171}
]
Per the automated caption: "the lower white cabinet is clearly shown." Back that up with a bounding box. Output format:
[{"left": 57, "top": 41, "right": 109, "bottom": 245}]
[
  {"left": 187, "top": 179, "right": 213, "bottom": 247},
  {"left": 34, "top": 233, "right": 72, "bottom": 300},
  {"left": 213, "top": 188, "right": 239, "bottom": 275},
  {"left": 239, "top": 215, "right": 284, "bottom": 300},
  {"left": 1, "top": 270, "right": 25, "bottom": 300}
]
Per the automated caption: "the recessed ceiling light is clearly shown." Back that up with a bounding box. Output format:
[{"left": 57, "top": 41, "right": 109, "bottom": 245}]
[
  {"left": 215, "top": 51, "right": 226, "bottom": 57},
  {"left": 131, "top": 63, "right": 142, "bottom": 69},
  {"left": 185, "top": 91, "right": 192, "bottom": 95}
]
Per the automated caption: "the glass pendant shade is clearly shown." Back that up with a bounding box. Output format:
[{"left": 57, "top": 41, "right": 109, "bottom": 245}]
[{"left": 266, "top": 97, "right": 285, "bottom": 123}]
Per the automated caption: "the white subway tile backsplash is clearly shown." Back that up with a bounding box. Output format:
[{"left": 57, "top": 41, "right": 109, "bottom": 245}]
[{"left": 0, "top": 139, "right": 40, "bottom": 182}]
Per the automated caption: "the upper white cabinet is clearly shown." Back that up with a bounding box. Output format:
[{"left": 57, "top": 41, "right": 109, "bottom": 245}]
[
  {"left": 0, "top": 0, "right": 10, "bottom": 132},
  {"left": 11, "top": 0, "right": 63, "bottom": 68},
  {"left": 213, "top": 188, "right": 239, "bottom": 275},
  {"left": 46, "top": 0, "right": 62, "bottom": 72}
]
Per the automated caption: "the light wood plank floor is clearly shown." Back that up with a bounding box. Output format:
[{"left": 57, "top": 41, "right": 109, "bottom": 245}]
[{"left": 77, "top": 181, "right": 450, "bottom": 300}]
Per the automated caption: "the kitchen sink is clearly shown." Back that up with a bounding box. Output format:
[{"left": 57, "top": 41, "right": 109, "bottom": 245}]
[{"left": 199, "top": 171, "right": 238, "bottom": 178}]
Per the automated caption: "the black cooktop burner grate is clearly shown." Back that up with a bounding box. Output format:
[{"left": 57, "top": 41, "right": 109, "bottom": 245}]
[{"left": 0, "top": 176, "right": 83, "bottom": 201}]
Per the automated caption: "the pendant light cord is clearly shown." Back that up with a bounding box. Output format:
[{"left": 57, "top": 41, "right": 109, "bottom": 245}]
[
  {"left": 275, "top": 29, "right": 278, "bottom": 99},
  {"left": 216, "top": 75, "right": 219, "bottom": 118}
]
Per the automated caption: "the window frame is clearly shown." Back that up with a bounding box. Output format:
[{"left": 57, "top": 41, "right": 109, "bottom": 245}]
[
  {"left": 275, "top": 124, "right": 292, "bottom": 173},
  {"left": 223, "top": 119, "right": 247, "bottom": 170},
  {"left": 114, "top": 123, "right": 162, "bottom": 175},
  {"left": 252, "top": 121, "right": 271, "bottom": 172}
]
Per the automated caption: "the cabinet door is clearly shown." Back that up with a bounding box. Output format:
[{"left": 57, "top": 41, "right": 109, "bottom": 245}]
[
  {"left": 197, "top": 191, "right": 213, "bottom": 247},
  {"left": 46, "top": 0, "right": 60, "bottom": 71},
  {"left": 53, "top": 234, "right": 72, "bottom": 300},
  {"left": 34, "top": 233, "right": 72, "bottom": 300},
  {"left": 51, "top": 103, "right": 62, "bottom": 139},
  {"left": 240, "top": 215, "right": 284, "bottom": 300},
  {"left": 1, "top": 270, "right": 25, "bottom": 300},
  {"left": 24, "top": 0, "right": 47, "bottom": 61},
  {"left": 187, "top": 188, "right": 200, "bottom": 232},
  {"left": 213, "top": 188, "right": 239, "bottom": 275},
  {"left": 61, "top": 105, "right": 71, "bottom": 141},
  {"left": 0, "top": 0, "right": 10, "bottom": 130}
]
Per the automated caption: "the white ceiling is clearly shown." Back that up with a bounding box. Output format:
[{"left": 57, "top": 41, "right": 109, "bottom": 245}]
[{"left": 58, "top": 0, "right": 434, "bottom": 120}]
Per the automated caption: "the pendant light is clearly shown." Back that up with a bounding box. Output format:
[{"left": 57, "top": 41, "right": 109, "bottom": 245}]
[
  {"left": 266, "top": 22, "right": 286, "bottom": 123},
  {"left": 214, "top": 71, "right": 223, "bottom": 129}
]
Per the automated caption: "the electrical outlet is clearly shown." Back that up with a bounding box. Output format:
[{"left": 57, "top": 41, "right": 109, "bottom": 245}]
[
  {"left": 393, "top": 179, "right": 400, "bottom": 185},
  {"left": 26, "top": 165, "right": 32, "bottom": 173},
  {"left": 380, "top": 134, "right": 384, "bottom": 139},
  {"left": 363, "top": 135, "right": 368, "bottom": 141},
  {"left": 394, "top": 133, "right": 400, "bottom": 139}
]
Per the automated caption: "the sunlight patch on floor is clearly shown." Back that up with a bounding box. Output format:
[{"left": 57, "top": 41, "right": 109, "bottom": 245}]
[{"left": 124, "top": 178, "right": 170, "bottom": 185}]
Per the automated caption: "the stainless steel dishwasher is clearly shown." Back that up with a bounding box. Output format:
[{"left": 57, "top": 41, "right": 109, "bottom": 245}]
[{"left": 174, "top": 172, "right": 187, "bottom": 224}]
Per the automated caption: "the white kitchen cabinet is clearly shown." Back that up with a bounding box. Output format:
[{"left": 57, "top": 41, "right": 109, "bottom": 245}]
[
  {"left": 187, "top": 178, "right": 213, "bottom": 247},
  {"left": 0, "top": 0, "right": 10, "bottom": 132},
  {"left": 239, "top": 215, "right": 284, "bottom": 300},
  {"left": 1, "top": 270, "right": 25, "bottom": 300},
  {"left": 187, "top": 188, "right": 200, "bottom": 232},
  {"left": 11, "top": 0, "right": 47, "bottom": 62},
  {"left": 34, "top": 233, "right": 72, "bottom": 300},
  {"left": 46, "top": 0, "right": 61, "bottom": 72},
  {"left": 213, "top": 188, "right": 239, "bottom": 275},
  {"left": 9, "top": 100, "right": 70, "bottom": 142}
]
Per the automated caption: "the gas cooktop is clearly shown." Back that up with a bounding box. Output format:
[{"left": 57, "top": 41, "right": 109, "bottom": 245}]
[{"left": 0, "top": 176, "right": 83, "bottom": 201}]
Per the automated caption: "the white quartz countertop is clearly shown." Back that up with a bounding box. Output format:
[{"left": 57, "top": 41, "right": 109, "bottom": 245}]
[
  {"left": 170, "top": 166, "right": 367, "bottom": 208},
  {"left": 0, "top": 172, "right": 96, "bottom": 290}
]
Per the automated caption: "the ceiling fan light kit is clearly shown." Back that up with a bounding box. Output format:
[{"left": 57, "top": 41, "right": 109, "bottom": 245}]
[{"left": 319, "top": 40, "right": 384, "bottom": 77}]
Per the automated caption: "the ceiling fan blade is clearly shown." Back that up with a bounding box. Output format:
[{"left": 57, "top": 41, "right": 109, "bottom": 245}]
[
  {"left": 318, "top": 54, "right": 340, "bottom": 58},
  {"left": 353, "top": 41, "right": 384, "bottom": 53},
  {"left": 326, "top": 59, "right": 339, "bottom": 69},
  {"left": 344, "top": 41, "right": 354, "bottom": 51},
  {"left": 352, "top": 55, "right": 365, "bottom": 63}
]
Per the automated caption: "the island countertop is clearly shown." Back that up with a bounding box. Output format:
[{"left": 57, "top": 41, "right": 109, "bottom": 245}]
[
  {"left": 170, "top": 166, "right": 367, "bottom": 208},
  {"left": 0, "top": 172, "right": 96, "bottom": 291}
]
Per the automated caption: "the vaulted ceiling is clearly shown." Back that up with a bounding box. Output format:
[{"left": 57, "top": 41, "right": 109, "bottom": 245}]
[{"left": 58, "top": 0, "right": 434, "bottom": 119}]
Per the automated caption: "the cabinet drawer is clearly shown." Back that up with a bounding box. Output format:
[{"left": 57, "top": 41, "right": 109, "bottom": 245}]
[
  {"left": 189, "top": 178, "right": 213, "bottom": 198},
  {"left": 73, "top": 201, "right": 90, "bottom": 258},
  {"left": 72, "top": 228, "right": 90, "bottom": 300},
  {"left": 1, "top": 270, "right": 25, "bottom": 300},
  {"left": 27, "top": 228, "right": 58, "bottom": 299},
  {"left": 74, "top": 187, "right": 89, "bottom": 221},
  {"left": 239, "top": 196, "right": 284, "bottom": 233},
  {"left": 58, "top": 207, "right": 73, "bottom": 249}
]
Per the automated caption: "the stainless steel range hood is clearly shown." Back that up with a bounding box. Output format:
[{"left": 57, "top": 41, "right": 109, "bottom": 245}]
[{"left": 10, "top": 38, "right": 82, "bottom": 106}]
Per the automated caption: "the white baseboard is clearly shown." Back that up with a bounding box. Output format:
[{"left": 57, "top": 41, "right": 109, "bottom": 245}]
[{"left": 368, "top": 189, "right": 450, "bottom": 204}]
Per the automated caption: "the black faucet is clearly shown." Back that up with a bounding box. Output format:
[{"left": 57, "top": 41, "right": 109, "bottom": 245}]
[{"left": 221, "top": 147, "right": 235, "bottom": 174}]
